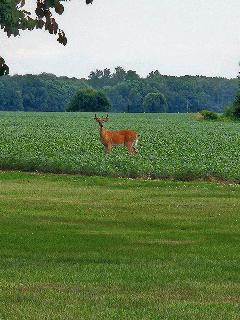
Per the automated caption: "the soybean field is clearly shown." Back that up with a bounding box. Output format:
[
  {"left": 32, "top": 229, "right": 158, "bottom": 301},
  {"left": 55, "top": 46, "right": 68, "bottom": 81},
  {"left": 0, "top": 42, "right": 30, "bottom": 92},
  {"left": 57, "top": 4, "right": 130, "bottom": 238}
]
[{"left": 0, "top": 112, "right": 239, "bottom": 181}]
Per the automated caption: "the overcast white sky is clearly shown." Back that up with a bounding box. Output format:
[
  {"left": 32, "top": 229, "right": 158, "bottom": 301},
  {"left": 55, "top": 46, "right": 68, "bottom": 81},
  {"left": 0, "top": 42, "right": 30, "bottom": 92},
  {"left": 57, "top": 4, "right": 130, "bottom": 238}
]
[{"left": 1, "top": 0, "right": 240, "bottom": 78}]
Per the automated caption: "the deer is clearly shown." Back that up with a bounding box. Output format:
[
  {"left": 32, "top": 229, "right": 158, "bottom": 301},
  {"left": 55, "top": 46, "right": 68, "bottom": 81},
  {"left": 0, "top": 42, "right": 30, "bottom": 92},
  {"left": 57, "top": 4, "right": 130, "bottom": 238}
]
[{"left": 94, "top": 114, "right": 139, "bottom": 154}]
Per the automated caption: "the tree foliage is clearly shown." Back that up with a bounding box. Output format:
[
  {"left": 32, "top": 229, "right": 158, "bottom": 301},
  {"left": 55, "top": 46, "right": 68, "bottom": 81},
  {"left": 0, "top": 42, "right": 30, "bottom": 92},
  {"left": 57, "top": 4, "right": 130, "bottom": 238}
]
[
  {"left": 87, "top": 67, "right": 237, "bottom": 113},
  {"left": 231, "top": 70, "right": 240, "bottom": 118},
  {"left": 0, "top": 57, "right": 9, "bottom": 76},
  {"left": 0, "top": 0, "right": 94, "bottom": 75},
  {"left": 232, "top": 92, "right": 240, "bottom": 118},
  {"left": 199, "top": 109, "right": 218, "bottom": 120},
  {"left": 143, "top": 92, "right": 167, "bottom": 113},
  {"left": 0, "top": 73, "right": 88, "bottom": 111},
  {"left": 0, "top": 70, "right": 237, "bottom": 113},
  {"left": 66, "top": 88, "right": 111, "bottom": 112},
  {"left": 225, "top": 92, "right": 240, "bottom": 119},
  {"left": 224, "top": 70, "right": 240, "bottom": 119}
]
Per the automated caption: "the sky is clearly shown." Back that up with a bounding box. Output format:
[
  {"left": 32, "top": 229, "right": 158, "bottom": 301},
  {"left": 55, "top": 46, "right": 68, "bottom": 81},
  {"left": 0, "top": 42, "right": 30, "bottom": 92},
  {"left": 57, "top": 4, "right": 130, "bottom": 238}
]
[{"left": 1, "top": 0, "right": 240, "bottom": 79}]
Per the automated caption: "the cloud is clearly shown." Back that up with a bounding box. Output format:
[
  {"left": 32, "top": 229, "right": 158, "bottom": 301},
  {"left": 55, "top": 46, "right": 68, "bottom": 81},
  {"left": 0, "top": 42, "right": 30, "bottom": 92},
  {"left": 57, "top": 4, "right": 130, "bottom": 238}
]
[{"left": 1, "top": 0, "right": 240, "bottom": 78}]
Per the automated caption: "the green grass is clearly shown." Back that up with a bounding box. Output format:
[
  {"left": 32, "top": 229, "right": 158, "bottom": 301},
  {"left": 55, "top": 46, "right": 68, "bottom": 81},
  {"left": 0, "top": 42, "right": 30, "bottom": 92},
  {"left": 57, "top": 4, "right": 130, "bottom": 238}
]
[
  {"left": 0, "top": 171, "right": 239, "bottom": 319},
  {"left": 0, "top": 112, "right": 240, "bottom": 180}
]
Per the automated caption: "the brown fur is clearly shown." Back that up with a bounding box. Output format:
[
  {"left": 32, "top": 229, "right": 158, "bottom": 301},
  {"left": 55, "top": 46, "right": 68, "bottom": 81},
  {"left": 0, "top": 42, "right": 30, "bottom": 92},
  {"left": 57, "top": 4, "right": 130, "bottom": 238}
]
[{"left": 94, "top": 114, "right": 139, "bottom": 154}]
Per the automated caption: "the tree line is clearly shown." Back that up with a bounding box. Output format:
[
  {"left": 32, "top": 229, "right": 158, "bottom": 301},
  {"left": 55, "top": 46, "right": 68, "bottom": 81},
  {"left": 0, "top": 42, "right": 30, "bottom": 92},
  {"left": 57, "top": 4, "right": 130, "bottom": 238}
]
[
  {"left": 89, "top": 68, "right": 237, "bottom": 113},
  {"left": 0, "top": 73, "right": 87, "bottom": 112},
  {"left": 0, "top": 69, "right": 237, "bottom": 112}
]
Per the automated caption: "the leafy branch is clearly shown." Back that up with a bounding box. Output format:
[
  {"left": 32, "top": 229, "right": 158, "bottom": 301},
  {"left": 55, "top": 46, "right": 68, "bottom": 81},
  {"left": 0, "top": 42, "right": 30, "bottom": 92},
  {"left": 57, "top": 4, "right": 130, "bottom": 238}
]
[{"left": 0, "top": 0, "right": 94, "bottom": 75}]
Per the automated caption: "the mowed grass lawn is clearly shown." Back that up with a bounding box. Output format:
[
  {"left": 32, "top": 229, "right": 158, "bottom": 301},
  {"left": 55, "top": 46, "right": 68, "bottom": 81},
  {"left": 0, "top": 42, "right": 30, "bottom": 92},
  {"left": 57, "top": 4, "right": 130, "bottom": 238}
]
[{"left": 0, "top": 171, "right": 239, "bottom": 319}]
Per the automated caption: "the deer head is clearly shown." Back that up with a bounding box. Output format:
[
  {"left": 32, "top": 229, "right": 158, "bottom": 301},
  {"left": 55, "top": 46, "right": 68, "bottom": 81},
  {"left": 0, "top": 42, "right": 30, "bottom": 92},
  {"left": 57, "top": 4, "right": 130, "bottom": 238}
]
[{"left": 94, "top": 114, "right": 109, "bottom": 127}]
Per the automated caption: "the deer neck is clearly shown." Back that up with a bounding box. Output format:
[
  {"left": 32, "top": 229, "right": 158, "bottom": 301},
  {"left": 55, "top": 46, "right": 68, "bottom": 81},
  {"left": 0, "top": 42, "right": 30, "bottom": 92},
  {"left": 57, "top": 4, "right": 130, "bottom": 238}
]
[{"left": 99, "top": 126, "right": 109, "bottom": 140}]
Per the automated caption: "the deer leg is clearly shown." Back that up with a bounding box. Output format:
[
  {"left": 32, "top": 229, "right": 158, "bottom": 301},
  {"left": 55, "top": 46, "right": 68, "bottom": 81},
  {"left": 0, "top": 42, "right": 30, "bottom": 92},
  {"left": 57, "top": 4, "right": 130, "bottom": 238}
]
[
  {"left": 132, "top": 146, "right": 138, "bottom": 154},
  {"left": 132, "top": 138, "right": 139, "bottom": 154},
  {"left": 105, "top": 143, "right": 112, "bottom": 154},
  {"left": 126, "top": 142, "right": 135, "bottom": 154},
  {"left": 126, "top": 140, "right": 139, "bottom": 155}
]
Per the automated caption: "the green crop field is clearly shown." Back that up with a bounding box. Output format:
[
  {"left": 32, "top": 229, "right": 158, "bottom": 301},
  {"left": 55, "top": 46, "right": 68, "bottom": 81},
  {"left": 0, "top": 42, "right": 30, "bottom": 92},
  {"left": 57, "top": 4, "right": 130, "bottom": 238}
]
[
  {"left": 0, "top": 171, "right": 239, "bottom": 319},
  {"left": 0, "top": 111, "right": 240, "bottom": 181},
  {"left": 0, "top": 113, "right": 239, "bottom": 319}
]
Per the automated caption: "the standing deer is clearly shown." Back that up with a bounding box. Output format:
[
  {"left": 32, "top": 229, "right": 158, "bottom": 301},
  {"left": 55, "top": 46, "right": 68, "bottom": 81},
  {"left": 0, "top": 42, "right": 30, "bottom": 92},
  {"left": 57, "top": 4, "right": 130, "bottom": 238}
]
[{"left": 94, "top": 114, "right": 139, "bottom": 154}]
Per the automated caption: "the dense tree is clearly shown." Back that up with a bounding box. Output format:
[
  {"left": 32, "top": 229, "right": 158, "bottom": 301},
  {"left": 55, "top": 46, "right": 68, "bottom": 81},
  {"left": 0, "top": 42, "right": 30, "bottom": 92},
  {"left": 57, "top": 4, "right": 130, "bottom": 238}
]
[
  {"left": 66, "top": 88, "right": 111, "bottom": 112},
  {"left": 143, "top": 92, "right": 167, "bottom": 113},
  {"left": 103, "top": 68, "right": 111, "bottom": 80},
  {"left": 0, "top": 0, "right": 94, "bottom": 75},
  {"left": 128, "top": 88, "right": 143, "bottom": 113},
  {"left": 224, "top": 70, "right": 240, "bottom": 119},
  {"left": 231, "top": 93, "right": 240, "bottom": 118},
  {"left": 101, "top": 68, "right": 237, "bottom": 113},
  {"left": 112, "top": 67, "right": 126, "bottom": 83},
  {"left": 0, "top": 70, "right": 237, "bottom": 113},
  {"left": 125, "top": 70, "right": 140, "bottom": 82},
  {"left": 147, "top": 70, "right": 161, "bottom": 79},
  {"left": 0, "top": 73, "right": 88, "bottom": 111},
  {"left": 88, "top": 68, "right": 113, "bottom": 88},
  {"left": 227, "top": 80, "right": 240, "bottom": 119}
]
